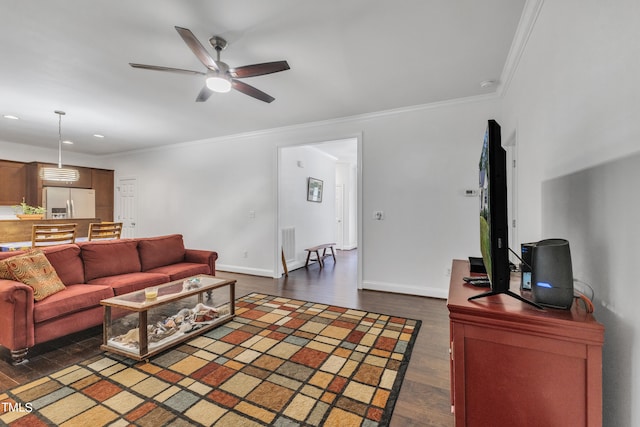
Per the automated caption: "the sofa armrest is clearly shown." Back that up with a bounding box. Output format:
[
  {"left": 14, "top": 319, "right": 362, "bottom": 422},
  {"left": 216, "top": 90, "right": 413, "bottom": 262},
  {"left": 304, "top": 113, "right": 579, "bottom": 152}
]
[
  {"left": 0, "top": 279, "right": 35, "bottom": 351},
  {"left": 184, "top": 249, "right": 218, "bottom": 275}
]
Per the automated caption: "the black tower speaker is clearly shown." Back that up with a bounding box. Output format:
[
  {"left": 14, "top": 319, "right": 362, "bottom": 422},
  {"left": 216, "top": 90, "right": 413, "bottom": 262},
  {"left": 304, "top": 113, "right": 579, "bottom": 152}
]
[{"left": 531, "top": 238, "right": 574, "bottom": 309}]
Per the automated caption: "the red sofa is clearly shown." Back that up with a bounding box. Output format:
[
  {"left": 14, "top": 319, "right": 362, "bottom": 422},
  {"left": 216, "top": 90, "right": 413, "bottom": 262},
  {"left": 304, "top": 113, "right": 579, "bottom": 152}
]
[{"left": 0, "top": 234, "right": 217, "bottom": 365}]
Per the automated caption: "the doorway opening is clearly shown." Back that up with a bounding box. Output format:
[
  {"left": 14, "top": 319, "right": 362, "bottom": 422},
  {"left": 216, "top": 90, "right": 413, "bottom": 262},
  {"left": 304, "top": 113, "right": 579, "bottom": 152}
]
[{"left": 277, "top": 137, "right": 360, "bottom": 287}]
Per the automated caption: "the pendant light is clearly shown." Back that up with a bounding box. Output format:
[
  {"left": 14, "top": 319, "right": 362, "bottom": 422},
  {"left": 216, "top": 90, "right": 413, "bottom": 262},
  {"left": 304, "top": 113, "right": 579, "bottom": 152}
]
[{"left": 40, "top": 110, "right": 79, "bottom": 182}]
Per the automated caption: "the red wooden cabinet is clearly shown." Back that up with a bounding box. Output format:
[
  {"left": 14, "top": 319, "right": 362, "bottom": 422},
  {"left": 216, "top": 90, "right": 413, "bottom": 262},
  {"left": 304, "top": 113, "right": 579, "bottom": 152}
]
[{"left": 447, "top": 259, "right": 604, "bottom": 427}]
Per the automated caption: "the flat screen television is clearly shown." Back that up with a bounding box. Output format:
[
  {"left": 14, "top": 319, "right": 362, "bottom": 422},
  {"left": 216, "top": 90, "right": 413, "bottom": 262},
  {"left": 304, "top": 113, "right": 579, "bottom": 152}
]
[{"left": 468, "top": 119, "right": 541, "bottom": 309}]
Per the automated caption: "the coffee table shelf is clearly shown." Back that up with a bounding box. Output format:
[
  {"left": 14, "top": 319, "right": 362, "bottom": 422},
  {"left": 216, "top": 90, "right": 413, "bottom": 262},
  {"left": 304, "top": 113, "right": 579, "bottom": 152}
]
[{"left": 100, "top": 274, "right": 235, "bottom": 361}]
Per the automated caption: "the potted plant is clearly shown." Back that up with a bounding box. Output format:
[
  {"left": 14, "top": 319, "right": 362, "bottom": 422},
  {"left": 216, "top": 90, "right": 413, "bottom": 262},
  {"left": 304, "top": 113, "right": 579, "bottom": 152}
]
[{"left": 13, "top": 198, "right": 46, "bottom": 220}]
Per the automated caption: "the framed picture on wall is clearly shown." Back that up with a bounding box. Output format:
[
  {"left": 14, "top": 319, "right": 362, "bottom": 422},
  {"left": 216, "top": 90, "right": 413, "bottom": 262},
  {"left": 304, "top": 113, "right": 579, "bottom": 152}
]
[{"left": 307, "top": 177, "right": 323, "bottom": 202}]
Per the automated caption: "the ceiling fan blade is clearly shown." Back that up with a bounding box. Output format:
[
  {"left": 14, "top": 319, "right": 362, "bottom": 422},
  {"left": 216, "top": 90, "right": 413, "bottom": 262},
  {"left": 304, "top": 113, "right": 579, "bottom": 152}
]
[
  {"left": 229, "top": 61, "right": 290, "bottom": 79},
  {"left": 196, "top": 85, "right": 214, "bottom": 102},
  {"left": 174, "top": 26, "right": 219, "bottom": 71},
  {"left": 232, "top": 80, "right": 275, "bottom": 103},
  {"left": 129, "top": 63, "right": 206, "bottom": 76}
]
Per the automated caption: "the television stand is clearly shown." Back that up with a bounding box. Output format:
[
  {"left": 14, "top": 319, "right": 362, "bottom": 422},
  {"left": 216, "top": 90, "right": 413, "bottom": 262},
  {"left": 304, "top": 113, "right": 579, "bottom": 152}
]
[
  {"left": 449, "top": 259, "right": 604, "bottom": 426},
  {"left": 468, "top": 289, "right": 544, "bottom": 310}
]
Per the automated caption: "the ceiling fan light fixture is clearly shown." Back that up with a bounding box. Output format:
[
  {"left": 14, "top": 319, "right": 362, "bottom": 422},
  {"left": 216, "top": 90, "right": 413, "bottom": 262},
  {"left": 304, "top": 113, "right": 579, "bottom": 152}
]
[
  {"left": 131, "top": 26, "right": 288, "bottom": 103},
  {"left": 206, "top": 75, "right": 232, "bottom": 93}
]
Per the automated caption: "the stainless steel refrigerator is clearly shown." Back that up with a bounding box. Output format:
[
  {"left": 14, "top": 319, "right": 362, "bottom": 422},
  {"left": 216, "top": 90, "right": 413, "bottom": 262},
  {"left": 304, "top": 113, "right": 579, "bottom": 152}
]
[{"left": 42, "top": 187, "right": 96, "bottom": 219}]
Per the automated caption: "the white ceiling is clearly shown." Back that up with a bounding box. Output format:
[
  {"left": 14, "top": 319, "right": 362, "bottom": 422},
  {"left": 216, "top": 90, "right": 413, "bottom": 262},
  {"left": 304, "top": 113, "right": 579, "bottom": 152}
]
[{"left": 0, "top": 0, "right": 525, "bottom": 156}]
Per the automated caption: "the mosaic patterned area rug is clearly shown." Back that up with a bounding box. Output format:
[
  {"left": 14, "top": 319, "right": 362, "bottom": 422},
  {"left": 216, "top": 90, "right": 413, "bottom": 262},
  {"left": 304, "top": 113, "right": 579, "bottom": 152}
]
[{"left": 1, "top": 293, "right": 421, "bottom": 426}]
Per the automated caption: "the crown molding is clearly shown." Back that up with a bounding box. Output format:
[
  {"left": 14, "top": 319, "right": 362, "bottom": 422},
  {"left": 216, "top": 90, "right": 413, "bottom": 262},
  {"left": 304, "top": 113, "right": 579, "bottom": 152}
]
[
  {"left": 498, "top": 0, "right": 545, "bottom": 97},
  {"left": 105, "top": 92, "right": 501, "bottom": 158}
]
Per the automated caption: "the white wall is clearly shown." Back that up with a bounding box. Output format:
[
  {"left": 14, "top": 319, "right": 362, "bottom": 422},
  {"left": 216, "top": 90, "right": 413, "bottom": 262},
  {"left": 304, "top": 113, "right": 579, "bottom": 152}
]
[
  {"left": 100, "top": 96, "right": 500, "bottom": 297},
  {"left": 358, "top": 101, "right": 498, "bottom": 297},
  {"left": 107, "top": 134, "right": 279, "bottom": 277},
  {"left": 501, "top": 0, "right": 640, "bottom": 425},
  {"left": 279, "top": 145, "right": 337, "bottom": 270}
]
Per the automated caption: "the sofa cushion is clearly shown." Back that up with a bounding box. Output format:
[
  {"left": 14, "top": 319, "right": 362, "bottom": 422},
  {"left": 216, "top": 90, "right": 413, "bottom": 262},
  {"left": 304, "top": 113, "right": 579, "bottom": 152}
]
[
  {"left": 35, "top": 306, "right": 105, "bottom": 345},
  {"left": 87, "top": 272, "right": 169, "bottom": 295},
  {"left": 138, "top": 234, "right": 185, "bottom": 271},
  {"left": 5, "top": 251, "right": 66, "bottom": 301},
  {"left": 41, "top": 244, "right": 85, "bottom": 285},
  {"left": 81, "top": 239, "right": 141, "bottom": 282},
  {"left": 34, "top": 284, "right": 114, "bottom": 323},
  {"left": 145, "top": 263, "right": 210, "bottom": 281}
]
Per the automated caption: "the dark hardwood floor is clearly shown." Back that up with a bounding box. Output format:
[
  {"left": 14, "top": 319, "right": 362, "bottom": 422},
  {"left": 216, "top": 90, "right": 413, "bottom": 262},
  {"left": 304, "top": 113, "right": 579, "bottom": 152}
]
[{"left": 0, "top": 250, "right": 454, "bottom": 426}]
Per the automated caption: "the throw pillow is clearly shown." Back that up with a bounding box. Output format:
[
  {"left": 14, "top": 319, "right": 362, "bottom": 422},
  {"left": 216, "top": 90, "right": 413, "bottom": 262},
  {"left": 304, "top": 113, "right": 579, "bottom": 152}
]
[
  {"left": 0, "top": 250, "right": 28, "bottom": 280},
  {"left": 0, "top": 260, "right": 13, "bottom": 280},
  {"left": 5, "top": 251, "right": 66, "bottom": 301}
]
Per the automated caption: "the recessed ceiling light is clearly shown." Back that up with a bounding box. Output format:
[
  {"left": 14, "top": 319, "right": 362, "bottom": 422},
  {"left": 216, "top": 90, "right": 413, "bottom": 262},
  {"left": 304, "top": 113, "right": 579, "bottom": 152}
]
[
  {"left": 3, "top": 115, "right": 19, "bottom": 120},
  {"left": 93, "top": 134, "right": 105, "bottom": 138}
]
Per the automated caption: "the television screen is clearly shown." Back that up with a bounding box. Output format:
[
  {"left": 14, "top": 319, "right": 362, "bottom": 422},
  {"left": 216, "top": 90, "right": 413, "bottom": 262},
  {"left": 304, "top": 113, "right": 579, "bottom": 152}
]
[
  {"left": 469, "top": 120, "right": 542, "bottom": 309},
  {"left": 478, "top": 120, "right": 509, "bottom": 293},
  {"left": 479, "top": 129, "right": 492, "bottom": 283}
]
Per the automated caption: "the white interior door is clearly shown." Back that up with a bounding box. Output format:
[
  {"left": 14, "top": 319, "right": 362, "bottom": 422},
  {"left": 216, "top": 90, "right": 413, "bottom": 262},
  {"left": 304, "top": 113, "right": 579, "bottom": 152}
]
[
  {"left": 335, "top": 184, "right": 344, "bottom": 249},
  {"left": 116, "top": 177, "right": 138, "bottom": 238}
]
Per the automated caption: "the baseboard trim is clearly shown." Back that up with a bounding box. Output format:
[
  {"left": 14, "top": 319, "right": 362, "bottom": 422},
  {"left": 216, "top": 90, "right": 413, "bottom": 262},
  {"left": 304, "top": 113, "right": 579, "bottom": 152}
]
[
  {"left": 362, "top": 280, "right": 447, "bottom": 299},
  {"left": 216, "top": 266, "right": 448, "bottom": 299},
  {"left": 284, "top": 260, "right": 306, "bottom": 272},
  {"left": 216, "top": 264, "right": 274, "bottom": 278}
]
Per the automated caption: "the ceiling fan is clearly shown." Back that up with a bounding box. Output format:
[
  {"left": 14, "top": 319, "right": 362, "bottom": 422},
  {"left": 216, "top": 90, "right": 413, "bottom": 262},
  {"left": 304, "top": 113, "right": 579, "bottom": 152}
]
[{"left": 130, "top": 26, "right": 290, "bottom": 103}]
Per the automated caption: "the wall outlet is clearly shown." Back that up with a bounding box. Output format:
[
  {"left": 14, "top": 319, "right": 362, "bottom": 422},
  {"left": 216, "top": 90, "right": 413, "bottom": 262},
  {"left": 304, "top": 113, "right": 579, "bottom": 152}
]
[
  {"left": 445, "top": 267, "right": 451, "bottom": 277},
  {"left": 243, "top": 250, "right": 248, "bottom": 258}
]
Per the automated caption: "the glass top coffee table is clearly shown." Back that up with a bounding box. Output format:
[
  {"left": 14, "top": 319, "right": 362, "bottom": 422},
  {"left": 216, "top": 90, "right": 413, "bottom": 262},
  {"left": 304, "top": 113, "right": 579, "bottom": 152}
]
[{"left": 101, "top": 274, "right": 236, "bottom": 361}]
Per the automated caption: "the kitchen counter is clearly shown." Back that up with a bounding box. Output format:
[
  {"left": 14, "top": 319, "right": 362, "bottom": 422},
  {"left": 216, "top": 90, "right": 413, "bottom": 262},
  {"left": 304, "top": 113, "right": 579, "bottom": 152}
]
[
  {"left": 0, "top": 218, "right": 101, "bottom": 244},
  {"left": 1, "top": 237, "right": 89, "bottom": 252}
]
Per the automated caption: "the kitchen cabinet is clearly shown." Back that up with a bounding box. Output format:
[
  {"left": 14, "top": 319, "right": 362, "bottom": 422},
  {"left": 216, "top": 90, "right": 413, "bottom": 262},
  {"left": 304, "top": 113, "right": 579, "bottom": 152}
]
[
  {"left": 92, "top": 168, "right": 114, "bottom": 222},
  {"left": 26, "top": 162, "right": 93, "bottom": 206},
  {"left": 2, "top": 159, "right": 113, "bottom": 223},
  {"left": 0, "top": 160, "right": 26, "bottom": 205}
]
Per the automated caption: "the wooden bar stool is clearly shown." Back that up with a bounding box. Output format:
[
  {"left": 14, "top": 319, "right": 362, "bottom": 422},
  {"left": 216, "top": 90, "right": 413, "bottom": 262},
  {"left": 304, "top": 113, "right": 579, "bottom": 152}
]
[
  {"left": 31, "top": 223, "right": 77, "bottom": 248},
  {"left": 88, "top": 222, "right": 123, "bottom": 241}
]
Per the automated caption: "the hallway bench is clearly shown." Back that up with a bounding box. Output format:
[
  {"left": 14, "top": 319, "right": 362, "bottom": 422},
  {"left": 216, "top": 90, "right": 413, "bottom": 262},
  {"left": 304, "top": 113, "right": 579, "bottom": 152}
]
[{"left": 304, "top": 243, "right": 336, "bottom": 268}]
